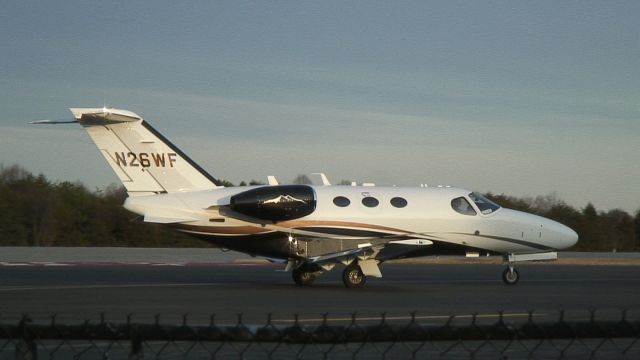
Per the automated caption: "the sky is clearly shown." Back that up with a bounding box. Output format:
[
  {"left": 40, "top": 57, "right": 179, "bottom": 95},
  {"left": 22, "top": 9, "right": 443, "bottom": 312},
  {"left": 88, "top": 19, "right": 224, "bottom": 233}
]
[{"left": 1, "top": 1, "right": 638, "bottom": 213}]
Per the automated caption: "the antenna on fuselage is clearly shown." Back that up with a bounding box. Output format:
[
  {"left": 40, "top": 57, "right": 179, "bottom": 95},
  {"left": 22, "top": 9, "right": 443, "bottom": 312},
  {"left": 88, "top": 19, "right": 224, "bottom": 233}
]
[
  {"left": 267, "top": 176, "right": 279, "bottom": 185},
  {"left": 312, "top": 173, "right": 331, "bottom": 186}
]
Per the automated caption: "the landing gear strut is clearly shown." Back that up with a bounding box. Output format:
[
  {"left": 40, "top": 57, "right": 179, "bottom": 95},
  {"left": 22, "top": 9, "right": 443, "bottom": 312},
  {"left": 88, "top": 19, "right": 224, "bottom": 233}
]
[
  {"left": 342, "top": 263, "right": 366, "bottom": 288},
  {"left": 502, "top": 265, "right": 520, "bottom": 285},
  {"left": 292, "top": 264, "right": 316, "bottom": 286}
]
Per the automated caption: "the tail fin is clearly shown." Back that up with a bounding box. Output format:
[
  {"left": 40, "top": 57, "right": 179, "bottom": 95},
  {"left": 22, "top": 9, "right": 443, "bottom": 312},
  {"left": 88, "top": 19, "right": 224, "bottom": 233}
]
[{"left": 71, "top": 108, "right": 219, "bottom": 196}]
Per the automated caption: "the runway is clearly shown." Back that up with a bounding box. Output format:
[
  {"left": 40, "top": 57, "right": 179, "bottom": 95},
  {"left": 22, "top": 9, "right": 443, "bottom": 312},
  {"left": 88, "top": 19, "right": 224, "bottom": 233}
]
[{"left": 1, "top": 262, "right": 639, "bottom": 325}]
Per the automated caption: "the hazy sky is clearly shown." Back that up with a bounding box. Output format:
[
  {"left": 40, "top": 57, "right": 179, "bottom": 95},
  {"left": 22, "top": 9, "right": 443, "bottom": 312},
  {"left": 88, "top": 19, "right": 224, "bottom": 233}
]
[{"left": 1, "top": 1, "right": 638, "bottom": 213}]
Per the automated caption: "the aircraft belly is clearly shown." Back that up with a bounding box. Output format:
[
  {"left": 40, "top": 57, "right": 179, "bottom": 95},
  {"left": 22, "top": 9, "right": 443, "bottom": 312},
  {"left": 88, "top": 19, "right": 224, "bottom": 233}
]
[
  {"left": 184, "top": 231, "right": 295, "bottom": 259},
  {"left": 171, "top": 217, "right": 551, "bottom": 262}
]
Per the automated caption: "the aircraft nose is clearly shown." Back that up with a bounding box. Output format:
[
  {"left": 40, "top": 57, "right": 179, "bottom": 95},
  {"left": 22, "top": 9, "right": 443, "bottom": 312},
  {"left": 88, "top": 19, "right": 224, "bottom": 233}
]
[{"left": 547, "top": 220, "right": 579, "bottom": 249}]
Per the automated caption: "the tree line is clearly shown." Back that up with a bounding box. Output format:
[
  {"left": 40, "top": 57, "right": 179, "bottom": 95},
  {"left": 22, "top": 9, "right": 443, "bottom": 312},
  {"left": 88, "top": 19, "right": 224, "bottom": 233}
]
[
  {"left": 0, "top": 165, "right": 203, "bottom": 247},
  {"left": 0, "top": 164, "right": 638, "bottom": 250},
  {"left": 486, "top": 193, "right": 639, "bottom": 251}
]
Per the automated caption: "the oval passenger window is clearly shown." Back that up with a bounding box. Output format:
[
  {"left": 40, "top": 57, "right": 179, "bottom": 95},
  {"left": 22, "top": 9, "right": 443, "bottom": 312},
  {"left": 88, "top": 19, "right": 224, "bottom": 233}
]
[
  {"left": 390, "top": 197, "right": 408, "bottom": 208},
  {"left": 362, "top": 197, "right": 379, "bottom": 208},
  {"left": 333, "top": 196, "right": 351, "bottom": 207}
]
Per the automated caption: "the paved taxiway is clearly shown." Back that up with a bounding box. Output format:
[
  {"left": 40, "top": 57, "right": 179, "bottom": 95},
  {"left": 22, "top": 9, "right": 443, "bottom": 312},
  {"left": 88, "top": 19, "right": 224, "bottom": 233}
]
[{"left": 1, "top": 263, "right": 639, "bottom": 325}]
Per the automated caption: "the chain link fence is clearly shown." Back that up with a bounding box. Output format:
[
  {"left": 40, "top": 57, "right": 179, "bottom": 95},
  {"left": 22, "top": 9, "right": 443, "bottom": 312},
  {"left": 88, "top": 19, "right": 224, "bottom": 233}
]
[{"left": 1, "top": 310, "right": 639, "bottom": 359}]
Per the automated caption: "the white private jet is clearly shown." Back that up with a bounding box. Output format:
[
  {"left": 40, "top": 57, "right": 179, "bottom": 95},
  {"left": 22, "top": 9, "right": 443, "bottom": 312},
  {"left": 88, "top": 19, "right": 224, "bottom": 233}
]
[{"left": 34, "top": 108, "right": 578, "bottom": 288}]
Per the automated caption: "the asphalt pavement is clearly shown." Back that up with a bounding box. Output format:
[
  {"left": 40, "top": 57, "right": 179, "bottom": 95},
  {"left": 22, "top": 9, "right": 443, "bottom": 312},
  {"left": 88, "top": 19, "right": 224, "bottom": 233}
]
[{"left": 1, "top": 262, "right": 638, "bottom": 325}]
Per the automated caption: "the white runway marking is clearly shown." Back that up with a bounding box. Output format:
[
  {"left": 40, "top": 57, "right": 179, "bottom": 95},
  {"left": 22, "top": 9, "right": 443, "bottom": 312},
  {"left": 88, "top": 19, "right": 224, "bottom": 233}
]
[
  {"left": 41, "top": 263, "right": 73, "bottom": 267},
  {"left": 0, "top": 261, "right": 272, "bottom": 267},
  {"left": 2, "top": 277, "right": 637, "bottom": 293},
  {"left": 374, "top": 277, "right": 640, "bottom": 284},
  {"left": 0, "top": 283, "right": 225, "bottom": 292},
  {"left": 0, "top": 262, "right": 31, "bottom": 266},
  {"left": 151, "top": 263, "right": 185, "bottom": 266}
]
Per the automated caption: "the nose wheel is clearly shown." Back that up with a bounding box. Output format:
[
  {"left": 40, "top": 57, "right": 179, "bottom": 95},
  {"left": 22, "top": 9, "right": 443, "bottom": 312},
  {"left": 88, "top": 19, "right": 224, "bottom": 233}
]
[{"left": 502, "top": 266, "right": 520, "bottom": 285}]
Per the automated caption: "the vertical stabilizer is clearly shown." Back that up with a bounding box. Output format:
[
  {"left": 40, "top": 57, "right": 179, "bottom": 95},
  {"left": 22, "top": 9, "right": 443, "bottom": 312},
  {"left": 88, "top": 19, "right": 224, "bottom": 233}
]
[{"left": 70, "top": 108, "right": 219, "bottom": 196}]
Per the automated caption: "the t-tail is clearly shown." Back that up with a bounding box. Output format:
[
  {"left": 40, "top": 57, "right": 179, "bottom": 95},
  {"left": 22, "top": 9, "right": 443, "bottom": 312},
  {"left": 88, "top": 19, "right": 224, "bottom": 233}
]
[{"left": 69, "top": 108, "right": 219, "bottom": 196}]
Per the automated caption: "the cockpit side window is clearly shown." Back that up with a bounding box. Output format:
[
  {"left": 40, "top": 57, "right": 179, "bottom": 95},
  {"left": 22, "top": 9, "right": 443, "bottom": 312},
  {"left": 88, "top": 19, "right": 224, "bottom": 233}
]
[
  {"left": 468, "top": 192, "right": 501, "bottom": 215},
  {"left": 451, "top": 197, "right": 477, "bottom": 216}
]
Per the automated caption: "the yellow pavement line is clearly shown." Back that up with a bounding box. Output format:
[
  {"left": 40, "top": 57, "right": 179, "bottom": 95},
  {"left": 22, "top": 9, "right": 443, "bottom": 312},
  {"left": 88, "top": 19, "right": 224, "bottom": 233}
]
[{"left": 272, "top": 312, "right": 545, "bottom": 324}]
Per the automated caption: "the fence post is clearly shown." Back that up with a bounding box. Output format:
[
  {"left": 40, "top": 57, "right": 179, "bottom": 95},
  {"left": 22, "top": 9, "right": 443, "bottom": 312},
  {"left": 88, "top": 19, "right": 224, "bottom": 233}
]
[
  {"left": 15, "top": 316, "right": 36, "bottom": 360},
  {"left": 129, "top": 322, "right": 143, "bottom": 360}
]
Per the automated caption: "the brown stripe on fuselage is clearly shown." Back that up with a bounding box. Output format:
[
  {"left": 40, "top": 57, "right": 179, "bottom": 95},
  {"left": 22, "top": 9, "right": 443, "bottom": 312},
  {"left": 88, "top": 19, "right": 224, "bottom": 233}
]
[
  {"left": 277, "top": 220, "right": 409, "bottom": 234},
  {"left": 174, "top": 224, "right": 271, "bottom": 235},
  {"left": 174, "top": 221, "right": 410, "bottom": 236}
]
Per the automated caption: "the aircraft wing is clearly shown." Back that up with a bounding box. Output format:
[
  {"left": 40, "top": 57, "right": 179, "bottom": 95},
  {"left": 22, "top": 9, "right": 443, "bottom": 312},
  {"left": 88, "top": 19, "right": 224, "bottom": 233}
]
[
  {"left": 307, "top": 238, "right": 433, "bottom": 264},
  {"left": 308, "top": 246, "right": 379, "bottom": 263}
]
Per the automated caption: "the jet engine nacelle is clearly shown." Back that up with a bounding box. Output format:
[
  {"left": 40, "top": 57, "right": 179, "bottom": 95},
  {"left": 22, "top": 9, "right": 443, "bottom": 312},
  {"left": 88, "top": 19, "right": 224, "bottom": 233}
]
[{"left": 230, "top": 185, "right": 316, "bottom": 222}]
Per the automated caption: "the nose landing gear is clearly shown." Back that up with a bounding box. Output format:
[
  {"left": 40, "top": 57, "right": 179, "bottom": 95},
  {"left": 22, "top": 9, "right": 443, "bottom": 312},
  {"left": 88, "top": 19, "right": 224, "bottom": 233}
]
[
  {"left": 502, "top": 265, "right": 520, "bottom": 285},
  {"left": 500, "top": 252, "right": 558, "bottom": 285}
]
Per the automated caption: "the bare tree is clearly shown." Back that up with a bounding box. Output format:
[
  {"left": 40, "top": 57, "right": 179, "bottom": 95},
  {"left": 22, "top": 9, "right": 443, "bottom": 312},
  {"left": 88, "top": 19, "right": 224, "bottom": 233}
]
[{"left": 292, "top": 174, "right": 312, "bottom": 185}]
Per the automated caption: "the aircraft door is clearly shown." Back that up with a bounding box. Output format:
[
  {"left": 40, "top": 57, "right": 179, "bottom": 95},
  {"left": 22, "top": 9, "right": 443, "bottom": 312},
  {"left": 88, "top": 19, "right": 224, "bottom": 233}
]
[{"left": 522, "top": 222, "right": 543, "bottom": 243}]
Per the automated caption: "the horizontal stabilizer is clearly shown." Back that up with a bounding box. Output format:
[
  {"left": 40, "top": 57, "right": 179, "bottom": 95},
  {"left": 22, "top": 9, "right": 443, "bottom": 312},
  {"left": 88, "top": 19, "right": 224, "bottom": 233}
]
[
  {"left": 70, "top": 108, "right": 142, "bottom": 124},
  {"left": 30, "top": 119, "right": 78, "bottom": 124}
]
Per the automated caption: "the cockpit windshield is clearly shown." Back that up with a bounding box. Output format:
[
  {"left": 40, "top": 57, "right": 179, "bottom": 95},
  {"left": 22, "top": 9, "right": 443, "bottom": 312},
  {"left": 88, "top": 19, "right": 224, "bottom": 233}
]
[
  {"left": 451, "top": 197, "right": 476, "bottom": 216},
  {"left": 468, "top": 192, "right": 501, "bottom": 215}
]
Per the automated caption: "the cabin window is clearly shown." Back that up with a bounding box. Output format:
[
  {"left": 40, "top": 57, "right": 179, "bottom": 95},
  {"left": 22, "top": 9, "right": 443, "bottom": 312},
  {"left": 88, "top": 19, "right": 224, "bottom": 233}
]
[
  {"left": 333, "top": 196, "right": 351, "bottom": 207},
  {"left": 451, "top": 197, "right": 476, "bottom": 216},
  {"left": 468, "top": 192, "right": 501, "bottom": 215},
  {"left": 362, "top": 197, "right": 379, "bottom": 208},
  {"left": 390, "top": 197, "right": 408, "bottom": 208}
]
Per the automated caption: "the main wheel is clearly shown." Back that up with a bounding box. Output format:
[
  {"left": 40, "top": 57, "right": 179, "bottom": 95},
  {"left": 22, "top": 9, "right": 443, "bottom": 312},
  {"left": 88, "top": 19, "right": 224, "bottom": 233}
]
[
  {"left": 502, "top": 267, "right": 520, "bottom": 285},
  {"left": 292, "top": 265, "right": 316, "bottom": 286},
  {"left": 342, "top": 264, "right": 366, "bottom": 288}
]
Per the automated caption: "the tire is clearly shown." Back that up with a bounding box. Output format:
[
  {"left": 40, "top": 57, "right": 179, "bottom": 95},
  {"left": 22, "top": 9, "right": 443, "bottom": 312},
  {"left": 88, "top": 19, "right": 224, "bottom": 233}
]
[
  {"left": 342, "top": 264, "right": 366, "bottom": 288},
  {"left": 292, "top": 266, "right": 315, "bottom": 286},
  {"left": 502, "top": 267, "right": 520, "bottom": 285}
]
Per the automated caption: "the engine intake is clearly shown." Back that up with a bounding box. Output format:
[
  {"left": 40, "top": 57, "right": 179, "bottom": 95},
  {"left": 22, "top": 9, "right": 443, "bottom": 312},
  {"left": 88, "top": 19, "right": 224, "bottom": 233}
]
[{"left": 230, "top": 185, "right": 316, "bottom": 222}]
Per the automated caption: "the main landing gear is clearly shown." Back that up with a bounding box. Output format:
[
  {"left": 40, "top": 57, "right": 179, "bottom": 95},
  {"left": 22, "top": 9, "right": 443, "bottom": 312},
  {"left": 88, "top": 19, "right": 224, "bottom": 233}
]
[
  {"left": 292, "top": 263, "right": 317, "bottom": 286},
  {"left": 291, "top": 262, "right": 371, "bottom": 288},
  {"left": 342, "top": 263, "right": 366, "bottom": 288}
]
